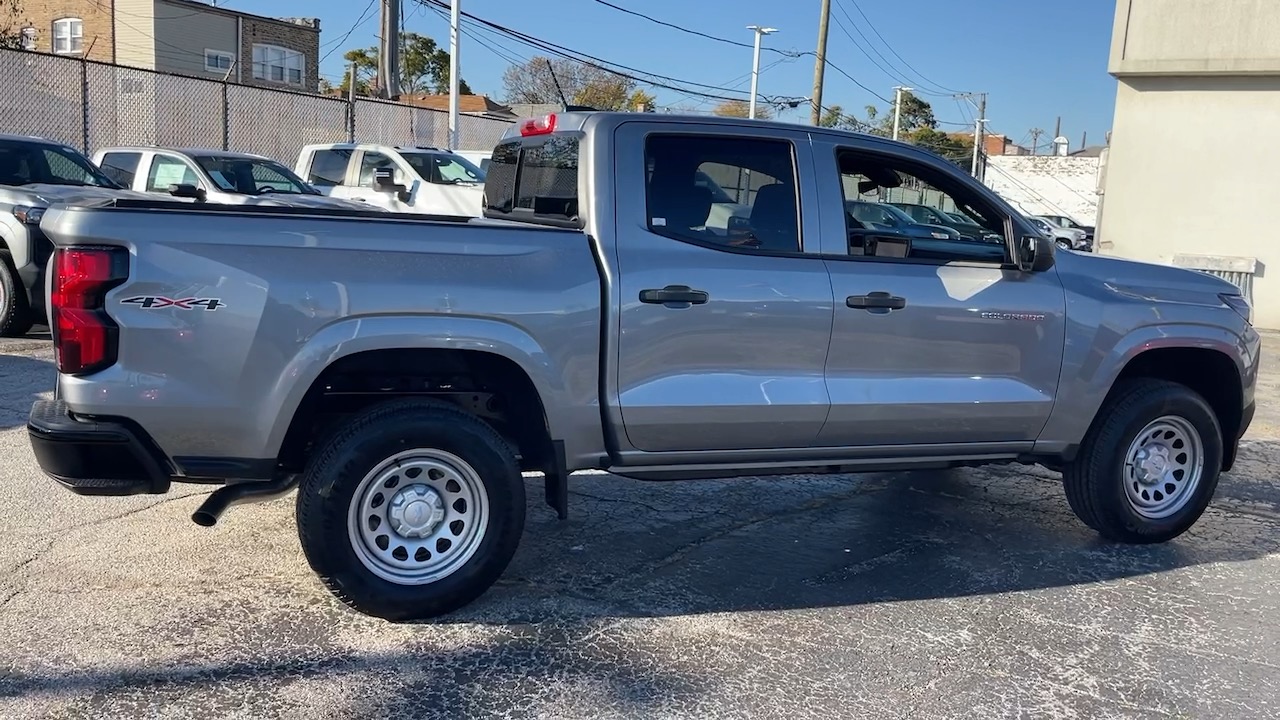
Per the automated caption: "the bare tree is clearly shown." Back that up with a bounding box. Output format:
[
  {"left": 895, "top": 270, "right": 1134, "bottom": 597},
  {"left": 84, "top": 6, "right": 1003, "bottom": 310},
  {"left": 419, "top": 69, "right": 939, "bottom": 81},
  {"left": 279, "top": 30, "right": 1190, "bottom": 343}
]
[
  {"left": 0, "top": 0, "right": 27, "bottom": 50},
  {"left": 502, "top": 56, "right": 651, "bottom": 111},
  {"left": 712, "top": 100, "right": 771, "bottom": 120}
]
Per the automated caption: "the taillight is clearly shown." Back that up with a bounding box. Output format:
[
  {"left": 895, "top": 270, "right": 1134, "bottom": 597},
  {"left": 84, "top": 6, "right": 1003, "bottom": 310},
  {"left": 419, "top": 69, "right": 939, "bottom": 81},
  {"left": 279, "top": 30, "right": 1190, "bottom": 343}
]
[
  {"left": 50, "top": 246, "right": 128, "bottom": 375},
  {"left": 519, "top": 113, "right": 557, "bottom": 136}
]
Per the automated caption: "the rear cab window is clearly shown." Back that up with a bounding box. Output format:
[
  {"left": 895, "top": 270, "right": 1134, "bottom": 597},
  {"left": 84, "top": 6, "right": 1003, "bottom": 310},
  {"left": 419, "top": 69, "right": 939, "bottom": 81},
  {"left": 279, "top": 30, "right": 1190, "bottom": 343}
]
[
  {"left": 99, "top": 152, "right": 141, "bottom": 187},
  {"left": 307, "top": 148, "right": 353, "bottom": 187},
  {"left": 482, "top": 117, "right": 581, "bottom": 227}
]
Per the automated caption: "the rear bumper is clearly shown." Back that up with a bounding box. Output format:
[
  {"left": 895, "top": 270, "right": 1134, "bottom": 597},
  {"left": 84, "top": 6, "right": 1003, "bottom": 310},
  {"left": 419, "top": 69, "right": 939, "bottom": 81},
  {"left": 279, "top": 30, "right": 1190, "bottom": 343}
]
[{"left": 27, "top": 399, "right": 172, "bottom": 496}]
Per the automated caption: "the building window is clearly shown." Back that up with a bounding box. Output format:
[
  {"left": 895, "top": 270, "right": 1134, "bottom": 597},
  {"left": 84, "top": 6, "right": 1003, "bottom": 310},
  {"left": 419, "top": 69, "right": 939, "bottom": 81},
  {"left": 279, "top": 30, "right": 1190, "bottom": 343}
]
[
  {"left": 52, "top": 18, "right": 83, "bottom": 55},
  {"left": 252, "top": 44, "right": 304, "bottom": 86},
  {"left": 20, "top": 27, "right": 36, "bottom": 52},
  {"left": 204, "top": 49, "right": 234, "bottom": 74}
]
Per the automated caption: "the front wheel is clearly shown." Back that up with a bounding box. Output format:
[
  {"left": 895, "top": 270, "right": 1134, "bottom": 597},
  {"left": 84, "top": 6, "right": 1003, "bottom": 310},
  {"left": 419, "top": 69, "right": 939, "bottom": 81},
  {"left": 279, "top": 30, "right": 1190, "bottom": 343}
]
[
  {"left": 296, "top": 399, "right": 526, "bottom": 620},
  {"left": 1063, "top": 379, "right": 1223, "bottom": 543},
  {"left": 0, "top": 251, "right": 34, "bottom": 338}
]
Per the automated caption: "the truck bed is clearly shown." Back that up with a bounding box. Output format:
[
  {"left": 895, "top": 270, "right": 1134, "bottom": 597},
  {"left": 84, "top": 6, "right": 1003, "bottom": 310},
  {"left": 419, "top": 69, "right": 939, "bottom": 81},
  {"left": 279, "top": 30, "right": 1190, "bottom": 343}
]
[{"left": 40, "top": 201, "right": 605, "bottom": 475}]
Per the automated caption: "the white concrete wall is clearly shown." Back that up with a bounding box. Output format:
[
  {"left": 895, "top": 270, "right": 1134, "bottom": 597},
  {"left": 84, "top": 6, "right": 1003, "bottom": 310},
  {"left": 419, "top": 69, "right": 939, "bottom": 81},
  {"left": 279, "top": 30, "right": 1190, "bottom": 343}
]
[
  {"left": 1102, "top": 75, "right": 1280, "bottom": 327},
  {"left": 983, "top": 156, "right": 1101, "bottom": 226}
]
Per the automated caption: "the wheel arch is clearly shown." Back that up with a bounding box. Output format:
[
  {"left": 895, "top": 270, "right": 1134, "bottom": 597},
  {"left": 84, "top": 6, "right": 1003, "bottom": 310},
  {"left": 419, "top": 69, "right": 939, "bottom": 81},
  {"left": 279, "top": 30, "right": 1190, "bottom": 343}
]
[{"left": 260, "top": 316, "right": 582, "bottom": 472}]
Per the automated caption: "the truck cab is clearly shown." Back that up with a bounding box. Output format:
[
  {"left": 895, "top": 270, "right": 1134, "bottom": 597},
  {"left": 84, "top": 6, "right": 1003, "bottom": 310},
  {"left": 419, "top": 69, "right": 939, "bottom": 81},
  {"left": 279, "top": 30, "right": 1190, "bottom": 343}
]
[{"left": 295, "top": 143, "right": 487, "bottom": 217}]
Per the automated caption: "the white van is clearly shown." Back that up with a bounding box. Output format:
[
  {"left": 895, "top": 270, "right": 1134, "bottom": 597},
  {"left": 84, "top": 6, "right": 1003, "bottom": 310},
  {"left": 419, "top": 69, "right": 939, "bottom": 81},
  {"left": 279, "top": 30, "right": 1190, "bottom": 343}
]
[{"left": 296, "top": 143, "right": 487, "bottom": 217}]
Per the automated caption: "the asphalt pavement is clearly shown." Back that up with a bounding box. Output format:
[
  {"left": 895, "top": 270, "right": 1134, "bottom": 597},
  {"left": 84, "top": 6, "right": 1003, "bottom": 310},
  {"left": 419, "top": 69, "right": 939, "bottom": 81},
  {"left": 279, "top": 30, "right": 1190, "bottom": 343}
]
[{"left": 1, "top": 330, "right": 1278, "bottom": 719}]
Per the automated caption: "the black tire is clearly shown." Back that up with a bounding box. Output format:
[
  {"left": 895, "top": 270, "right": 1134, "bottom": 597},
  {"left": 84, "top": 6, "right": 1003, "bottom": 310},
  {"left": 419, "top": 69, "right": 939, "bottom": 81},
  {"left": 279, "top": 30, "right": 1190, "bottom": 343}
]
[
  {"left": 0, "top": 251, "right": 34, "bottom": 338},
  {"left": 295, "top": 398, "right": 526, "bottom": 621},
  {"left": 1063, "top": 379, "right": 1223, "bottom": 543}
]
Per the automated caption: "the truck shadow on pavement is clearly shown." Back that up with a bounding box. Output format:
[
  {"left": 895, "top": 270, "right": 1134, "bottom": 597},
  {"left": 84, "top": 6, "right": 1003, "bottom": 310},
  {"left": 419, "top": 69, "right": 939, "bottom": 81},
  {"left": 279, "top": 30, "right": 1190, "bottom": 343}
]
[
  {"left": 0, "top": 350, "right": 54, "bottom": 430},
  {"left": 478, "top": 445, "right": 1280, "bottom": 622}
]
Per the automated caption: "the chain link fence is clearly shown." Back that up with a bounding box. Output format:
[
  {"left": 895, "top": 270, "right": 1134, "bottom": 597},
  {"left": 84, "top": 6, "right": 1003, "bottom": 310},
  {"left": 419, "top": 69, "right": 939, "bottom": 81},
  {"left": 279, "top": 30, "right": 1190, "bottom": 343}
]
[{"left": 0, "top": 48, "right": 513, "bottom": 164}]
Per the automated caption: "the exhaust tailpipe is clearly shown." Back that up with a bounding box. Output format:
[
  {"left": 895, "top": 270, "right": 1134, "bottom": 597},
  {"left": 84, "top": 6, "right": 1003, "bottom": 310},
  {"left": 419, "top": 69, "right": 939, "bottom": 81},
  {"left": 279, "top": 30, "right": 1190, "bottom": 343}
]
[{"left": 192, "top": 475, "right": 299, "bottom": 527}]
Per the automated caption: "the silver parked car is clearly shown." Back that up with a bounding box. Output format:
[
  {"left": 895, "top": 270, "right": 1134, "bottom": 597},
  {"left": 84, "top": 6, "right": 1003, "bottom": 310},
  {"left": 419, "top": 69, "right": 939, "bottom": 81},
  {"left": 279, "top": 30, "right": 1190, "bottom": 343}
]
[
  {"left": 93, "top": 147, "right": 380, "bottom": 212},
  {"left": 1031, "top": 215, "right": 1090, "bottom": 251}
]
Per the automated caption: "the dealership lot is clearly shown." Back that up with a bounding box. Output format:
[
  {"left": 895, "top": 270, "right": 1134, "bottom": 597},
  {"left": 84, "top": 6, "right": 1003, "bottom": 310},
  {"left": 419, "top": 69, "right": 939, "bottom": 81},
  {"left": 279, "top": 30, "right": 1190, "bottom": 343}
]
[{"left": 1, "top": 333, "right": 1278, "bottom": 719}]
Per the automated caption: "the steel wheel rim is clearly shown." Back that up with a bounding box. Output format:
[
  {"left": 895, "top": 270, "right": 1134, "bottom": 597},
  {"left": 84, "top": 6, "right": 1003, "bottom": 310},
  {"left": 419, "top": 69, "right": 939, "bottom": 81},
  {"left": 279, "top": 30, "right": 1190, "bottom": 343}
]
[
  {"left": 347, "top": 448, "right": 490, "bottom": 585},
  {"left": 1123, "top": 415, "right": 1204, "bottom": 519}
]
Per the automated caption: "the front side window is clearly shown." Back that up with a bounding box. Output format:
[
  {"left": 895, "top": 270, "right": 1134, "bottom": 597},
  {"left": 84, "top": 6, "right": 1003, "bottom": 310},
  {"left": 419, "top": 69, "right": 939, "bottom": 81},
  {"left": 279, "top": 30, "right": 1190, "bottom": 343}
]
[
  {"left": 52, "top": 18, "right": 83, "bottom": 55},
  {"left": 646, "top": 134, "right": 800, "bottom": 253},
  {"left": 99, "top": 152, "right": 141, "bottom": 187},
  {"left": 0, "top": 140, "right": 116, "bottom": 187},
  {"left": 836, "top": 148, "right": 1007, "bottom": 263},
  {"left": 146, "top": 155, "right": 199, "bottom": 192},
  {"left": 252, "top": 44, "right": 305, "bottom": 85},
  {"left": 358, "top": 151, "right": 397, "bottom": 187},
  {"left": 402, "top": 152, "right": 485, "bottom": 184}
]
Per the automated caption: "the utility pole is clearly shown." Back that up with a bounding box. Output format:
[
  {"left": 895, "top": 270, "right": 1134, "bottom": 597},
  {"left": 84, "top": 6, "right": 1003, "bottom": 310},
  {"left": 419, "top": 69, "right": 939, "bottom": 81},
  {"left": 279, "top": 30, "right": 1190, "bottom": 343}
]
[
  {"left": 448, "top": 0, "right": 461, "bottom": 149},
  {"left": 891, "top": 86, "right": 911, "bottom": 141},
  {"left": 746, "top": 25, "right": 777, "bottom": 120},
  {"left": 378, "top": 0, "right": 401, "bottom": 99},
  {"left": 809, "top": 0, "right": 832, "bottom": 125},
  {"left": 971, "top": 92, "right": 987, "bottom": 179},
  {"left": 1029, "top": 127, "right": 1044, "bottom": 156}
]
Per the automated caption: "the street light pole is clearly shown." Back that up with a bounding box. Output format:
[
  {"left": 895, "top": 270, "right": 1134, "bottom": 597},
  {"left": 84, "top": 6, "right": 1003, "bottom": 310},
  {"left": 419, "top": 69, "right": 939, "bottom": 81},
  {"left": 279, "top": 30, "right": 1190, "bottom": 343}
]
[
  {"left": 891, "top": 86, "right": 912, "bottom": 141},
  {"left": 746, "top": 25, "right": 777, "bottom": 120}
]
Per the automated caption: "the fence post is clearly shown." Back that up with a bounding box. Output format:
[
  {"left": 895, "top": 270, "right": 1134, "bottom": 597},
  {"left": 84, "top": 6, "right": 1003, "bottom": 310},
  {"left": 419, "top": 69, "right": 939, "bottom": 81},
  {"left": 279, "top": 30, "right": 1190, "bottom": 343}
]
[
  {"left": 221, "top": 81, "right": 230, "bottom": 151},
  {"left": 80, "top": 57, "right": 90, "bottom": 154},
  {"left": 348, "top": 99, "right": 356, "bottom": 143}
]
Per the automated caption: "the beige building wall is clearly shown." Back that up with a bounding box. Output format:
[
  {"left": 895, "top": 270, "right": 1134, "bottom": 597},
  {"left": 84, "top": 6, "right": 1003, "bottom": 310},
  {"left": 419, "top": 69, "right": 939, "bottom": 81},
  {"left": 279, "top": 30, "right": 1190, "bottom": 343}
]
[
  {"left": 113, "top": 0, "right": 156, "bottom": 70},
  {"left": 1102, "top": 0, "right": 1280, "bottom": 328}
]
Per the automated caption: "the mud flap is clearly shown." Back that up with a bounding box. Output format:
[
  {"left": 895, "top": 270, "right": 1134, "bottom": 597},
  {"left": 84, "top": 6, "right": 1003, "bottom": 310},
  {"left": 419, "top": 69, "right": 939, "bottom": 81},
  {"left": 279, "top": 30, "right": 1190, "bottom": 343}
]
[{"left": 544, "top": 439, "right": 568, "bottom": 520}]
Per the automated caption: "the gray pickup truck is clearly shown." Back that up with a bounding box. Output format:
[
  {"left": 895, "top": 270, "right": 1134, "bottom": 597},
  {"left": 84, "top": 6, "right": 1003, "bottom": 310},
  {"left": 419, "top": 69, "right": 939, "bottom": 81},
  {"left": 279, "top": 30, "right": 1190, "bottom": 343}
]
[{"left": 28, "top": 112, "right": 1259, "bottom": 621}]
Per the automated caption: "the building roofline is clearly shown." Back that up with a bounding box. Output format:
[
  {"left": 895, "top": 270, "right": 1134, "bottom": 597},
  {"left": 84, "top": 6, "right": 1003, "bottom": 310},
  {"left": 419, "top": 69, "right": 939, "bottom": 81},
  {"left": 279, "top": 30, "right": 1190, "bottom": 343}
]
[{"left": 162, "top": 0, "right": 320, "bottom": 33}]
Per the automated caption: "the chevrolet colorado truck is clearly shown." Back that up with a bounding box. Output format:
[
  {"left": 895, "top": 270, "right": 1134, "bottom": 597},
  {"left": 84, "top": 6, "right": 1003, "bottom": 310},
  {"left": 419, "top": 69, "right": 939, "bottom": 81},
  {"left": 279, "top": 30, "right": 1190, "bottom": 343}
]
[{"left": 28, "top": 112, "right": 1260, "bottom": 621}]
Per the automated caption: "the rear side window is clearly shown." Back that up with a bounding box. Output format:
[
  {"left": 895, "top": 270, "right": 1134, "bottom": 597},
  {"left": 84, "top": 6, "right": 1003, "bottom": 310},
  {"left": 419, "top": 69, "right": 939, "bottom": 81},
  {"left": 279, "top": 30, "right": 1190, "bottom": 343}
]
[
  {"left": 308, "top": 148, "right": 352, "bottom": 187},
  {"left": 483, "top": 134, "right": 580, "bottom": 227},
  {"left": 99, "top": 152, "right": 141, "bottom": 187}
]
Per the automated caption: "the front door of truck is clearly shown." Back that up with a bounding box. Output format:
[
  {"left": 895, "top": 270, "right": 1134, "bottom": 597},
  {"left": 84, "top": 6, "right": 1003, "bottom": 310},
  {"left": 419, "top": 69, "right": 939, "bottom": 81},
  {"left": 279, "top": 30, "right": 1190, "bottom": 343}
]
[
  {"left": 610, "top": 123, "right": 834, "bottom": 453},
  {"left": 814, "top": 140, "right": 1066, "bottom": 447}
]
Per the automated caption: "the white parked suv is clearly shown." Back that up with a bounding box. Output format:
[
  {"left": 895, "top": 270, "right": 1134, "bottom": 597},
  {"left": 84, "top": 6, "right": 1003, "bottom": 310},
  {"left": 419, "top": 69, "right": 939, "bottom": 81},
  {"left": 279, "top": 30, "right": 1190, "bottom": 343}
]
[
  {"left": 93, "top": 147, "right": 376, "bottom": 212},
  {"left": 296, "top": 143, "right": 487, "bottom": 217}
]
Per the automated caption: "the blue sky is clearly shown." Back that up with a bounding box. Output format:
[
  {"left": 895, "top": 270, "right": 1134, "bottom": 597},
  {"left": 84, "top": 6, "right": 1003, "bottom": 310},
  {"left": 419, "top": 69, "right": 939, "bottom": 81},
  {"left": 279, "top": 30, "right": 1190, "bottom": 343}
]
[{"left": 225, "top": 0, "right": 1118, "bottom": 151}]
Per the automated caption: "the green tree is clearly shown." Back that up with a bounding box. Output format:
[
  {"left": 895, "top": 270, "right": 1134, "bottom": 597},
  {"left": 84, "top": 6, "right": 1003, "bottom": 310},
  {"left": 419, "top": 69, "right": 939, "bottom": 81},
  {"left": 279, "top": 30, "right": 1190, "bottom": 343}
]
[
  {"left": 339, "top": 32, "right": 471, "bottom": 98},
  {"left": 502, "top": 56, "right": 647, "bottom": 111}
]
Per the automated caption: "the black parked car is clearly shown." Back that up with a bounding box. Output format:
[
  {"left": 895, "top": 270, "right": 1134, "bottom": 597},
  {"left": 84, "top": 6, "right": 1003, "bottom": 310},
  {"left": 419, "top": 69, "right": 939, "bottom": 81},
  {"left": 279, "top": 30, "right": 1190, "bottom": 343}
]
[{"left": 887, "top": 202, "right": 1002, "bottom": 243}]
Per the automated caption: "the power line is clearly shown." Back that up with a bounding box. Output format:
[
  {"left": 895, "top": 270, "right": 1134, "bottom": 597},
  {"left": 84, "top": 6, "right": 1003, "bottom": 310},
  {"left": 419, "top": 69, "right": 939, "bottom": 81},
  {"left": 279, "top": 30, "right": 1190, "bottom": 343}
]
[
  {"left": 577, "top": 0, "right": 890, "bottom": 105},
  {"left": 839, "top": 0, "right": 962, "bottom": 95},
  {"left": 415, "top": 0, "right": 756, "bottom": 103},
  {"left": 320, "top": 0, "right": 378, "bottom": 62}
]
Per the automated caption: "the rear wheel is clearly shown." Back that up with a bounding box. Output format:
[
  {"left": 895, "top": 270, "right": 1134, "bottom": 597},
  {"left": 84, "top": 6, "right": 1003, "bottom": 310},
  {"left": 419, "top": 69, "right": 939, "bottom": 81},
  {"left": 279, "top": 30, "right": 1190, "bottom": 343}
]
[
  {"left": 296, "top": 399, "right": 525, "bottom": 620},
  {"left": 1063, "top": 379, "right": 1222, "bottom": 543},
  {"left": 0, "top": 251, "right": 34, "bottom": 338}
]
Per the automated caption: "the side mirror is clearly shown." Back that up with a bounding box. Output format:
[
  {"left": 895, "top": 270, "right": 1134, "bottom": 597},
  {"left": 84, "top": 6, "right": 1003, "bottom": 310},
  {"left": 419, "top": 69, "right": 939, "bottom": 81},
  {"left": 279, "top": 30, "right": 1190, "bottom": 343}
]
[
  {"left": 398, "top": 178, "right": 420, "bottom": 204},
  {"left": 372, "top": 166, "right": 402, "bottom": 194},
  {"left": 1016, "top": 234, "right": 1056, "bottom": 272},
  {"left": 167, "top": 183, "right": 206, "bottom": 202}
]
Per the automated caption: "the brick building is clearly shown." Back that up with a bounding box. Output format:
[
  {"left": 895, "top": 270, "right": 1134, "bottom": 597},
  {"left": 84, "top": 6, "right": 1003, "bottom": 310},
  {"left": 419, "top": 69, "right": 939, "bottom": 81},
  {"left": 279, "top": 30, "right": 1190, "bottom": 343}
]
[{"left": 14, "top": 0, "right": 321, "bottom": 92}]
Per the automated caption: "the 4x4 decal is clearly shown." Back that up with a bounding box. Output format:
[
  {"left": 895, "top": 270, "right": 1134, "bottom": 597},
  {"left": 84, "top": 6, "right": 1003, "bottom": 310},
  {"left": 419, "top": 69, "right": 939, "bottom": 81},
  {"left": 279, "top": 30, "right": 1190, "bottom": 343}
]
[{"left": 121, "top": 296, "right": 225, "bottom": 311}]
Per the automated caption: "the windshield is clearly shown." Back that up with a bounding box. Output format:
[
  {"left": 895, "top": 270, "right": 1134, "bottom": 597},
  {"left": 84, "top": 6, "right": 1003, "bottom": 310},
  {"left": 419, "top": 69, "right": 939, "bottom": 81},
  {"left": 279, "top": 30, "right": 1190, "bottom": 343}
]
[
  {"left": 402, "top": 151, "right": 486, "bottom": 185},
  {"left": 0, "top": 139, "right": 118, "bottom": 188},
  {"left": 193, "top": 156, "right": 317, "bottom": 195}
]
